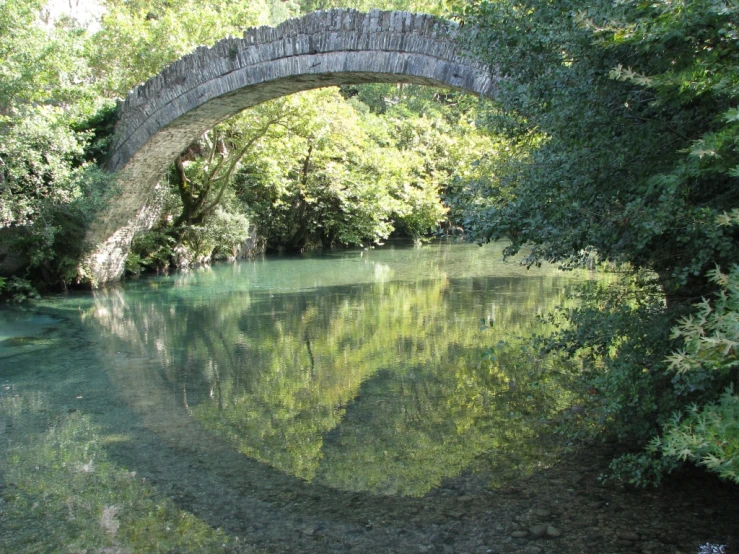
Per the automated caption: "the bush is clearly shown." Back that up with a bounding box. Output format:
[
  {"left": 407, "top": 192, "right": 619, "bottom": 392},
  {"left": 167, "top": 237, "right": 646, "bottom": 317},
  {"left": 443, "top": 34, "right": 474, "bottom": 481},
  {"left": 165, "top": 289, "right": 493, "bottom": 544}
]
[
  {"left": 540, "top": 273, "right": 682, "bottom": 445},
  {"left": 3, "top": 277, "right": 41, "bottom": 303},
  {"left": 4, "top": 165, "right": 117, "bottom": 289},
  {"left": 601, "top": 264, "right": 739, "bottom": 486},
  {"left": 648, "top": 265, "right": 739, "bottom": 484},
  {"left": 126, "top": 230, "right": 176, "bottom": 275}
]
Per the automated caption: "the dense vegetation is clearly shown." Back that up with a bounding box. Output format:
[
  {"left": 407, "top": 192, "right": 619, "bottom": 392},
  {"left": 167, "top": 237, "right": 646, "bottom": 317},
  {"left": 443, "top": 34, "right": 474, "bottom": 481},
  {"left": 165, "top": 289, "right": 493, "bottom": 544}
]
[
  {"left": 0, "top": 0, "right": 737, "bottom": 488},
  {"left": 457, "top": 0, "right": 739, "bottom": 485},
  {"left": 1, "top": 0, "right": 482, "bottom": 286}
]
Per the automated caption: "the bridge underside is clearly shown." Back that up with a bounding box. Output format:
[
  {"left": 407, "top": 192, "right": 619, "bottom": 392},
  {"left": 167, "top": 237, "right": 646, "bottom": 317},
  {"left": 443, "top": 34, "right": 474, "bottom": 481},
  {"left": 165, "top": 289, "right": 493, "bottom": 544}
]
[{"left": 82, "top": 10, "right": 496, "bottom": 285}]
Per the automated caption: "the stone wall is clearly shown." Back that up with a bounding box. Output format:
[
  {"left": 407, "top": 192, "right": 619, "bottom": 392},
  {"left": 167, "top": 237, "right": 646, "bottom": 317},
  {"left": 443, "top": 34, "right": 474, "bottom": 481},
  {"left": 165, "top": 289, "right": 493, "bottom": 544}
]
[{"left": 82, "top": 9, "right": 496, "bottom": 285}]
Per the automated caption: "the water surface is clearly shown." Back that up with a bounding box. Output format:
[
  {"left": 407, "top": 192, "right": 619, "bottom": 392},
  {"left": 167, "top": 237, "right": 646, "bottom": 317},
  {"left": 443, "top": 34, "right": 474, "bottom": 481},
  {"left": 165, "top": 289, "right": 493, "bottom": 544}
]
[{"left": 5, "top": 240, "right": 732, "bottom": 553}]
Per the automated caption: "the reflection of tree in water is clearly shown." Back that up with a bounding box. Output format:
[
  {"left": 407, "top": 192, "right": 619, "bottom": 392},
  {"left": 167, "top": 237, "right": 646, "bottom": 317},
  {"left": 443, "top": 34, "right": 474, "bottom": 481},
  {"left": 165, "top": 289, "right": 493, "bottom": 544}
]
[
  {"left": 189, "top": 276, "right": 576, "bottom": 494},
  {"left": 317, "top": 348, "right": 574, "bottom": 495},
  {"left": 196, "top": 279, "right": 458, "bottom": 482},
  {"left": 88, "top": 268, "right": 579, "bottom": 495}
]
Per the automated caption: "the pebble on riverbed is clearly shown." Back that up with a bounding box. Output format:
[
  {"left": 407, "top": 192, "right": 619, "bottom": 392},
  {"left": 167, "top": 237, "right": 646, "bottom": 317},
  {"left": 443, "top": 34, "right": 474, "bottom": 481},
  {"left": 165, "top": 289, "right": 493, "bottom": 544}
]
[
  {"left": 528, "top": 524, "right": 547, "bottom": 538},
  {"left": 617, "top": 530, "right": 640, "bottom": 541}
]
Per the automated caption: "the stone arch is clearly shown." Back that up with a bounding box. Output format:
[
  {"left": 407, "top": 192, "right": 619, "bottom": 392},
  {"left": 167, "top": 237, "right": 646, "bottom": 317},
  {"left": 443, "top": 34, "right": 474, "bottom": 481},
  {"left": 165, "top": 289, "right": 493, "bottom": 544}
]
[{"left": 83, "top": 9, "right": 496, "bottom": 285}]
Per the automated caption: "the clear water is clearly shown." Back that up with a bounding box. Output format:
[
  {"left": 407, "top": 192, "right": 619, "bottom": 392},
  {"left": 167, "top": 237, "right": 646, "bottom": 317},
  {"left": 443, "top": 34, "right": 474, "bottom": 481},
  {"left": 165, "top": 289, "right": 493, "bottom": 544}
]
[{"left": 0, "top": 241, "right": 593, "bottom": 552}]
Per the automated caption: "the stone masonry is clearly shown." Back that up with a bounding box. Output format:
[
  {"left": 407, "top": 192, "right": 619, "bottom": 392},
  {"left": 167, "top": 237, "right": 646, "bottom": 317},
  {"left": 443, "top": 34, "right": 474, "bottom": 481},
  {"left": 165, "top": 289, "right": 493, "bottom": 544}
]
[{"left": 81, "top": 9, "right": 497, "bottom": 285}]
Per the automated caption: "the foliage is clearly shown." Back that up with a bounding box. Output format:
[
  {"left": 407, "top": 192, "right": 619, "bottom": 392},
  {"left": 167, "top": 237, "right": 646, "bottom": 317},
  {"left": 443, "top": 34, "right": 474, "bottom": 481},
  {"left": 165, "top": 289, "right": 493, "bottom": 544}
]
[
  {"left": 89, "top": 0, "right": 270, "bottom": 96},
  {"left": 3, "top": 160, "right": 118, "bottom": 289},
  {"left": 7, "top": 0, "right": 738, "bottom": 500},
  {"left": 175, "top": 211, "right": 253, "bottom": 267},
  {"left": 172, "top": 97, "right": 301, "bottom": 229},
  {"left": 0, "top": 0, "right": 119, "bottom": 291},
  {"left": 1, "top": 0, "right": 488, "bottom": 284},
  {"left": 541, "top": 273, "right": 686, "bottom": 445},
  {"left": 1, "top": 0, "right": 273, "bottom": 285},
  {"left": 2, "top": 277, "right": 41, "bottom": 303},
  {"left": 647, "top": 265, "right": 739, "bottom": 484},
  {"left": 106, "top": 0, "right": 489, "bottom": 266},
  {"left": 1, "top": 106, "right": 87, "bottom": 228},
  {"left": 127, "top": 185, "right": 255, "bottom": 272},
  {"left": 0, "top": 0, "right": 103, "bottom": 230},
  {"left": 541, "top": 267, "right": 738, "bottom": 486},
  {"left": 0, "top": 0, "right": 96, "bottom": 109},
  {"left": 0, "top": 103, "right": 119, "bottom": 288},
  {"left": 666, "top": 264, "right": 739, "bottom": 376},
  {"left": 126, "top": 228, "right": 176, "bottom": 274},
  {"left": 456, "top": 0, "right": 739, "bottom": 297},
  {"left": 456, "top": 0, "right": 739, "bottom": 489},
  {"left": 221, "top": 88, "right": 457, "bottom": 251},
  {"left": 206, "top": 207, "right": 255, "bottom": 260},
  {"left": 590, "top": 264, "right": 738, "bottom": 486},
  {"left": 604, "top": 449, "right": 680, "bottom": 489},
  {"left": 601, "top": 0, "right": 739, "bottom": 186},
  {"left": 652, "top": 386, "right": 738, "bottom": 484}
]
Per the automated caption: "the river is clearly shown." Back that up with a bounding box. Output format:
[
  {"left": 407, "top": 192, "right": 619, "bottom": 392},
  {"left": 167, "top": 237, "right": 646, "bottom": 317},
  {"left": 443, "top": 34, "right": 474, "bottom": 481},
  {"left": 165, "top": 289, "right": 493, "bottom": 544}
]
[{"left": 0, "top": 240, "right": 736, "bottom": 553}]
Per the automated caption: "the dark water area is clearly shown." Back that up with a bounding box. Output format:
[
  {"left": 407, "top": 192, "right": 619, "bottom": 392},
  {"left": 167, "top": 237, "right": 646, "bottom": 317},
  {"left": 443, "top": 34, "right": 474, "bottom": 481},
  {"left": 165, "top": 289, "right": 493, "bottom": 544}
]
[{"left": 1, "top": 240, "right": 737, "bottom": 553}]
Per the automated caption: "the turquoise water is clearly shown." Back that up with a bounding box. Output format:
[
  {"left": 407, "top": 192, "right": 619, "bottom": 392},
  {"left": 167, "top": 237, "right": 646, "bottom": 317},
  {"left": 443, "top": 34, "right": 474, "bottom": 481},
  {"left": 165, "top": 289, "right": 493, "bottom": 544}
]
[{"left": 0, "top": 240, "right": 589, "bottom": 552}]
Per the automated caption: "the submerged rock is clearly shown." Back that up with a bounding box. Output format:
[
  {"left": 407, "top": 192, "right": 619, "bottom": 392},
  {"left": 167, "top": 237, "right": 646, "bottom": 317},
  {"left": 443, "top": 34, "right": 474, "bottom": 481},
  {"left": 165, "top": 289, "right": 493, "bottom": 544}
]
[
  {"left": 617, "top": 530, "right": 640, "bottom": 541},
  {"left": 528, "top": 524, "right": 548, "bottom": 538}
]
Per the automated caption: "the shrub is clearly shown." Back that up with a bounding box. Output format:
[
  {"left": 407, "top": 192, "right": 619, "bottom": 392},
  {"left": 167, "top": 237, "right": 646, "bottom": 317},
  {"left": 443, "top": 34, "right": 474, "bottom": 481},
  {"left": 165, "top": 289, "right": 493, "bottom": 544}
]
[{"left": 648, "top": 265, "right": 739, "bottom": 484}]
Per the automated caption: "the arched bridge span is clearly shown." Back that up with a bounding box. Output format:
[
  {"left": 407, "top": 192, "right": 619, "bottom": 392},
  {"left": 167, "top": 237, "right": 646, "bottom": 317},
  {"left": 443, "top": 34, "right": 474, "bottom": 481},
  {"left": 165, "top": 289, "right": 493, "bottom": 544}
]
[{"left": 84, "top": 9, "right": 497, "bottom": 284}]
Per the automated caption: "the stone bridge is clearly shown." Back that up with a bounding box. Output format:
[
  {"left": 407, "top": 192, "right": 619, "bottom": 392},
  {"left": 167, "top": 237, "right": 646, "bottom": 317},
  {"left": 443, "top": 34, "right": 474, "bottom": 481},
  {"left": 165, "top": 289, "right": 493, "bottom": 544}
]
[{"left": 82, "top": 9, "right": 497, "bottom": 285}]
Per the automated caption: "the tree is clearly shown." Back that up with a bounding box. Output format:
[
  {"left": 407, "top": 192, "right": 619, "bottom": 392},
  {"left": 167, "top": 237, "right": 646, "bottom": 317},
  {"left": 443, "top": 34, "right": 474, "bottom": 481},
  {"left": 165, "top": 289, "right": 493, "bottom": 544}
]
[
  {"left": 457, "top": 0, "right": 739, "bottom": 300},
  {"left": 0, "top": 0, "right": 116, "bottom": 288},
  {"left": 1, "top": 0, "right": 280, "bottom": 286},
  {"left": 230, "top": 88, "right": 455, "bottom": 251},
  {"left": 88, "top": 0, "right": 269, "bottom": 97},
  {"left": 456, "top": 0, "right": 739, "bottom": 482},
  {"left": 172, "top": 103, "right": 295, "bottom": 228}
]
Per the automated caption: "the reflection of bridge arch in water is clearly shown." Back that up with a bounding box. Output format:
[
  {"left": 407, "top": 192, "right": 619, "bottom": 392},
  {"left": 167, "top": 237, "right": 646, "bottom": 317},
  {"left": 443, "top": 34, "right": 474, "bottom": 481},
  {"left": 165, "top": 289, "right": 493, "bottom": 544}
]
[
  {"left": 75, "top": 242, "right": 589, "bottom": 551},
  {"left": 82, "top": 9, "right": 497, "bottom": 284},
  {"left": 86, "top": 263, "right": 560, "bottom": 498}
]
